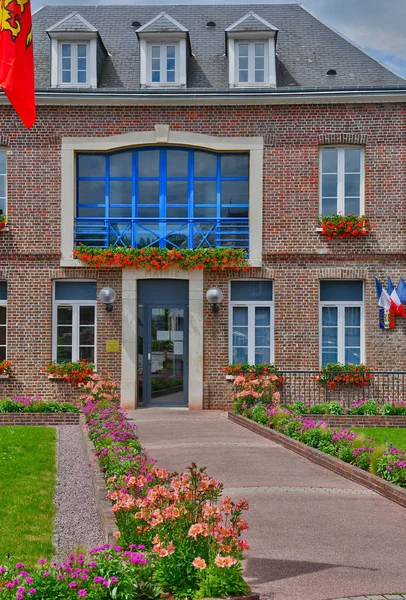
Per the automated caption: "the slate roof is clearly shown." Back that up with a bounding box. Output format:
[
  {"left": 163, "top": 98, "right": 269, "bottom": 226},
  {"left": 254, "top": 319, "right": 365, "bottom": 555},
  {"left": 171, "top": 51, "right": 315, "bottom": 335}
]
[
  {"left": 33, "top": 3, "right": 405, "bottom": 92},
  {"left": 46, "top": 12, "right": 98, "bottom": 34}
]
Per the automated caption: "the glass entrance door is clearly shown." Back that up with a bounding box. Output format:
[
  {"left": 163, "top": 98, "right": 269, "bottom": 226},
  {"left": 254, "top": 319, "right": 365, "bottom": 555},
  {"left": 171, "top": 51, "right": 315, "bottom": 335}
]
[{"left": 147, "top": 306, "right": 187, "bottom": 406}]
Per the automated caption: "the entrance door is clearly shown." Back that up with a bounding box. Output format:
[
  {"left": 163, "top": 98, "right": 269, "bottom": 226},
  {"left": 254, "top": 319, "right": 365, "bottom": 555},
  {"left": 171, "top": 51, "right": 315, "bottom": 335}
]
[{"left": 137, "top": 280, "right": 189, "bottom": 407}]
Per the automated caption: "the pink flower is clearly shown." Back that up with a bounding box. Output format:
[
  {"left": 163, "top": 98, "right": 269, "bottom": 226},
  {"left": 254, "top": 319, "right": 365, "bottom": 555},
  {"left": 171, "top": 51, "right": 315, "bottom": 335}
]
[
  {"left": 192, "top": 557, "right": 207, "bottom": 570},
  {"left": 78, "top": 590, "right": 87, "bottom": 597}
]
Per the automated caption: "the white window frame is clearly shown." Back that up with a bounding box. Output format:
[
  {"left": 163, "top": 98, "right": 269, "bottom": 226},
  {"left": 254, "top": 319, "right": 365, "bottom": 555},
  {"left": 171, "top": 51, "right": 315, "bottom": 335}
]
[
  {"left": 139, "top": 34, "right": 187, "bottom": 88},
  {"left": 49, "top": 34, "right": 98, "bottom": 88},
  {"left": 52, "top": 280, "right": 97, "bottom": 364},
  {"left": 58, "top": 41, "right": 89, "bottom": 86},
  {"left": 235, "top": 40, "right": 268, "bottom": 86},
  {"left": 319, "top": 296, "right": 364, "bottom": 368},
  {"left": 319, "top": 146, "right": 365, "bottom": 216},
  {"left": 228, "top": 280, "right": 274, "bottom": 365},
  {"left": 148, "top": 42, "right": 179, "bottom": 85},
  {"left": 227, "top": 33, "right": 276, "bottom": 88},
  {"left": 0, "top": 148, "right": 7, "bottom": 217},
  {"left": 0, "top": 287, "right": 7, "bottom": 361}
]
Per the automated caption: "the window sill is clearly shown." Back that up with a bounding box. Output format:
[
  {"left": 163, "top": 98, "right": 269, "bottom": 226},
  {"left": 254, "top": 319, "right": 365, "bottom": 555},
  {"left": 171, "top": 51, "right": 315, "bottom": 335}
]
[
  {"left": 225, "top": 374, "right": 236, "bottom": 381},
  {"left": 0, "top": 374, "right": 10, "bottom": 379},
  {"left": 47, "top": 374, "right": 64, "bottom": 380}
]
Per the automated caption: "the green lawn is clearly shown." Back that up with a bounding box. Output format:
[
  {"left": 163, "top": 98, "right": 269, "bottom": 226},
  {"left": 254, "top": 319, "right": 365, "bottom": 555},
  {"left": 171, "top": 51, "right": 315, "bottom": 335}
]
[
  {"left": 0, "top": 426, "right": 56, "bottom": 567},
  {"left": 353, "top": 427, "right": 406, "bottom": 452}
]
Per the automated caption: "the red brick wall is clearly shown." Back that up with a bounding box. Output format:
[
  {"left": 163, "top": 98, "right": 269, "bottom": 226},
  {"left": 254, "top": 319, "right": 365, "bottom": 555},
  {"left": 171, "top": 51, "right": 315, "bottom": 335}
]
[{"left": 0, "top": 102, "right": 404, "bottom": 407}]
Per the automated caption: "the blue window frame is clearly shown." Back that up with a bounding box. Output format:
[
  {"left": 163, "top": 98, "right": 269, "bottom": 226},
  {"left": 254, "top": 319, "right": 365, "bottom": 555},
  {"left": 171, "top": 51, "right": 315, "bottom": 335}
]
[{"left": 75, "top": 147, "right": 249, "bottom": 250}]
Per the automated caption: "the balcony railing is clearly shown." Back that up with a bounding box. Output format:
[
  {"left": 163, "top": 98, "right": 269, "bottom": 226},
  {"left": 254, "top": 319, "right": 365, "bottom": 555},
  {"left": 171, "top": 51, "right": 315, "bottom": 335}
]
[
  {"left": 75, "top": 217, "right": 249, "bottom": 250},
  {"left": 277, "top": 370, "right": 406, "bottom": 408}
]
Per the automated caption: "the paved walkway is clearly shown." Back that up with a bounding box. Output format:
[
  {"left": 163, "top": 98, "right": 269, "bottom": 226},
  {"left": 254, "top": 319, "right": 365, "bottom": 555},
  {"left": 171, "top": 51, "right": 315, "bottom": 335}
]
[{"left": 126, "top": 409, "right": 406, "bottom": 600}]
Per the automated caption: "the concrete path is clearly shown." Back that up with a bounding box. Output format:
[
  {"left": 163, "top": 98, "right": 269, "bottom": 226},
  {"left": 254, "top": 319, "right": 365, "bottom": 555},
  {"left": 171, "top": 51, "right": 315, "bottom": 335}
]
[{"left": 126, "top": 409, "right": 406, "bottom": 600}]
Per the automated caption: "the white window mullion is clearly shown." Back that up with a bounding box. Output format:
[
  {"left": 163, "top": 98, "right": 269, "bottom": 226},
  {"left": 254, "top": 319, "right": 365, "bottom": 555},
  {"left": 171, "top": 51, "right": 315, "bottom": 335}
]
[
  {"left": 248, "top": 305, "right": 255, "bottom": 364},
  {"left": 72, "top": 304, "right": 80, "bottom": 362},
  {"left": 337, "top": 149, "right": 344, "bottom": 214},
  {"left": 337, "top": 305, "right": 345, "bottom": 364}
]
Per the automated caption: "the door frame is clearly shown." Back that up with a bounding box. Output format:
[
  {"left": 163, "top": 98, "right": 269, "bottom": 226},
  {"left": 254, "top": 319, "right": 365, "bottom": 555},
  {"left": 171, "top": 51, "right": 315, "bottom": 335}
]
[
  {"left": 121, "top": 269, "right": 204, "bottom": 410},
  {"left": 144, "top": 303, "right": 189, "bottom": 407}
]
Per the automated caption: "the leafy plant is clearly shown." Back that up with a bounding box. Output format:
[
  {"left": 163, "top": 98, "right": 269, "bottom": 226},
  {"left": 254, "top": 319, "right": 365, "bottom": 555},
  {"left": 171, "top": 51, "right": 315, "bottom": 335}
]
[
  {"left": 43, "top": 360, "right": 95, "bottom": 386},
  {"left": 319, "top": 214, "right": 373, "bottom": 240},
  {"left": 0, "top": 396, "right": 78, "bottom": 413},
  {"left": 347, "top": 398, "right": 379, "bottom": 416}
]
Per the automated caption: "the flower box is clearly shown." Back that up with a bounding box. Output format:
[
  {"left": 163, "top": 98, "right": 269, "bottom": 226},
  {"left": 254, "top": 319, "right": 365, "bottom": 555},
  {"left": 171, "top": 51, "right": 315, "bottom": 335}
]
[
  {"left": 43, "top": 360, "right": 95, "bottom": 386},
  {"left": 318, "top": 214, "right": 373, "bottom": 240},
  {"left": 0, "top": 374, "right": 9, "bottom": 379},
  {"left": 0, "top": 360, "right": 13, "bottom": 377}
]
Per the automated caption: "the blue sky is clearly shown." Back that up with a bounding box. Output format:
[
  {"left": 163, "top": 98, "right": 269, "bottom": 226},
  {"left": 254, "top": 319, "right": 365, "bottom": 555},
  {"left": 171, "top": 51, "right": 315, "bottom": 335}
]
[{"left": 32, "top": 0, "right": 406, "bottom": 80}]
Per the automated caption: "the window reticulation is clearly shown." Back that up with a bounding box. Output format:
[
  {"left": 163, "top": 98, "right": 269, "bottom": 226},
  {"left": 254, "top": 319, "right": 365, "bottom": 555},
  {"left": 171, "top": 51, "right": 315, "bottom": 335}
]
[
  {"left": 60, "top": 42, "right": 88, "bottom": 85},
  {"left": 0, "top": 150, "right": 6, "bottom": 216},
  {"left": 320, "top": 147, "right": 364, "bottom": 216},
  {"left": 229, "top": 280, "right": 273, "bottom": 365},
  {"left": 236, "top": 41, "right": 267, "bottom": 85},
  {"left": 150, "top": 44, "right": 177, "bottom": 84},
  {"left": 53, "top": 281, "right": 97, "bottom": 364},
  {"left": 320, "top": 281, "right": 363, "bottom": 366},
  {"left": 75, "top": 147, "right": 249, "bottom": 250},
  {"left": 0, "top": 282, "right": 7, "bottom": 361}
]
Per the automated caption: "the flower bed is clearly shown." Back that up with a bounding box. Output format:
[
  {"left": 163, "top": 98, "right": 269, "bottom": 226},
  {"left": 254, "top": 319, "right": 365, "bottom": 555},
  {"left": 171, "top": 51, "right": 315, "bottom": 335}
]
[
  {"left": 284, "top": 398, "right": 406, "bottom": 416},
  {"left": 0, "top": 396, "right": 78, "bottom": 413},
  {"left": 234, "top": 400, "right": 406, "bottom": 489},
  {"left": 318, "top": 214, "right": 373, "bottom": 240},
  {"left": 43, "top": 361, "right": 95, "bottom": 386},
  {"left": 74, "top": 245, "right": 249, "bottom": 272}
]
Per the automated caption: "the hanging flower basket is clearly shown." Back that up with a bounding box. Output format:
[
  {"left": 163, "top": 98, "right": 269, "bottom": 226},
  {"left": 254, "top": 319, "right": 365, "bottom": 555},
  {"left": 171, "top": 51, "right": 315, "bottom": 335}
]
[
  {"left": 43, "top": 360, "right": 95, "bottom": 386},
  {"left": 73, "top": 245, "right": 249, "bottom": 271},
  {"left": 315, "top": 362, "right": 374, "bottom": 389},
  {"left": 0, "top": 359, "right": 12, "bottom": 377},
  {"left": 318, "top": 214, "right": 373, "bottom": 240}
]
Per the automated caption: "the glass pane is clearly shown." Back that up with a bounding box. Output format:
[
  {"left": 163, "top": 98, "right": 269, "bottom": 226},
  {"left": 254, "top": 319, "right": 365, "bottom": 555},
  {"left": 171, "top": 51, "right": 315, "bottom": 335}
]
[
  {"left": 322, "top": 350, "right": 337, "bottom": 366},
  {"left": 221, "top": 180, "right": 249, "bottom": 205},
  {"left": 167, "top": 46, "right": 175, "bottom": 58},
  {"left": 345, "top": 149, "right": 361, "bottom": 173},
  {"left": 320, "top": 281, "right": 363, "bottom": 302},
  {"left": 78, "top": 155, "right": 105, "bottom": 178},
  {"left": 255, "top": 69, "right": 265, "bottom": 83},
  {"left": 138, "top": 207, "right": 159, "bottom": 218},
  {"left": 345, "top": 327, "right": 360, "bottom": 348},
  {"left": 167, "top": 181, "right": 188, "bottom": 204},
  {"left": 194, "top": 207, "right": 216, "bottom": 218},
  {"left": 255, "top": 348, "right": 270, "bottom": 364},
  {"left": 167, "top": 70, "right": 175, "bottom": 83},
  {"left": 194, "top": 152, "right": 217, "bottom": 177},
  {"left": 255, "top": 43, "right": 265, "bottom": 57},
  {"left": 321, "top": 149, "right": 338, "bottom": 173},
  {"left": 0, "top": 283, "right": 7, "bottom": 301},
  {"left": 166, "top": 207, "right": 187, "bottom": 218},
  {"left": 78, "top": 181, "right": 105, "bottom": 206},
  {"left": 322, "top": 174, "right": 338, "bottom": 197},
  {"left": 167, "top": 150, "right": 188, "bottom": 178},
  {"left": 110, "top": 152, "right": 132, "bottom": 177},
  {"left": 0, "top": 306, "right": 6, "bottom": 325},
  {"left": 77, "top": 44, "right": 87, "bottom": 58},
  {"left": 80, "top": 346, "right": 94, "bottom": 362},
  {"left": 55, "top": 283, "right": 97, "bottom": 301},
  {"left": 80, "top": 306, "right": 95, "bottom": 325},
  {"left": 345, "top": 197, "right": 360, "bottom": 215},
  {"left": 233, "top": 306, "right": 248, "bottom": 326},
  {"left": 239, "top": 70, "right": 248, "bottom": 83},
  {"left": 345, "top": 348, "right": 360, "bottom": 364},
  {"left": 233, "top": 346, "right": 248, "bottom": 364},
  {"left": 345, "top": 174, "right": 360, "bottom": 197},
  {"left": 255, "top": 307, "right": 270, "bottom": 326},
  {"left": 345, "top": 306, "right": 361, "bottom": 326},
  {"left": 150, "top": 307, "right": 185, "bottom": 405},
  {"left": 62, "top": 57, "right": 71, "bottom": 70},
  {"left": 138, "top": 180, "right": 159, "bottom": 204},
  {"left": 80, "top": 326, "right": 95, "bottom": 346},
  {"left": 322, "top": 306, "right": 338, "bottom": 326},
  {"left": 110, "top": 207, "right": 132, "bottom": 218},
  {"left": 77, "top": 71, "right": 87, "bottom": 84},
  {"left": 233, "top": 326, "right": 248, "bottom": 347},
  {"left": 151, "top": 46, "right": 160, "bottom": 58},
  {"left": 255, "top": 327, "right": 270, "bottom": 346},
  {"left": 152, "top": 69, "right": 160, "bottom": 83},
  {"left": 62, "top": 44, "right": 71, "bottom": 57},
  {"left": 0, "top": 327, "right": 6, "bottom": 346},
  {"left": 77, "top": 58, "right": 87, "bottom": 71},
  {"left": 0, "top": 198, "right": 5, "bottom": 215},
  {"left": 62, "top": 71, "right": 71, "bottom": 83},
  {"left": 194, "top": 180, "right": 216, "bottom": 204},
  {"left": 57, "top": 326, "right": 72, "bottom": 345},
  {"left": 322, "top": 327, "right": 338, "bottom": 347},
  {"left": 221, "top": 154, "right": 248, "bottom": 178},
  {"left": 0, "top": 150, "right": 6, "bottom": 173},
  {"left": 110, "top": 180, "right": 132, "bottom": 204},
  {"left": 57, "top": 347, "right": 72, "bottom": 362},
  {"left": 136, "top": 223, "right": 159, "bottom": 248},
  {"left": 321, "top": 197, "right": 337, "bottom": 216},
  {"left": 77, "top": 206, "right": 104, "bottom": 218},
  {"left": 239, "top": 57, "right": 248, "bottom": 70},
  {"left": 0, "top": 347, "right": 5, "bottom": 361},
  {"left": 0, "top": 175, "right": 5, "bottom": 199},
  {"left": 231, "top": 281, "right": 273, "bottom": 302},
  {"left": 57, "top": 305, "right": 73, "bottom": 324},
  {"left": 238, "top": 44, "right": 248, "bottom": 57},
  {"left": 139, "top": 150, "right": 159, "bottom": 177}
]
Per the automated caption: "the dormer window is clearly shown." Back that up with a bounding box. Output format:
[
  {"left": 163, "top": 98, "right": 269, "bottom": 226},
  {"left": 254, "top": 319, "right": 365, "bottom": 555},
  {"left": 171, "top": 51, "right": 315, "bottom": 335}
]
[
  {"left": 136, "top": 12, "right": 189, "bottom": 88},
  {"left": 47, "top": 12, "right": 107, "bottom": 89},
  {"left": 226, "top": 12, "right": 278, "bottom": 88}
]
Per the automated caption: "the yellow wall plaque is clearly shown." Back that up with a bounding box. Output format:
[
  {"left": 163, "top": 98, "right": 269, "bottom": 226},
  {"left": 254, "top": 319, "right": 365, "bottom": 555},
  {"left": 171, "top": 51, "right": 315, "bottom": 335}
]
[{"left": 106, "top": 340, "right": 120, "bottom": 353}]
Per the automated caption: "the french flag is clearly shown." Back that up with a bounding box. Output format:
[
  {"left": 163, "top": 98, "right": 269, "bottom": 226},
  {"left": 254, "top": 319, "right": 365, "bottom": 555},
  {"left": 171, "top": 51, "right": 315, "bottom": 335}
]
[
  {"left": 388, "top": 277, "right": 406, "bottom": 318},
  {"left": 397, "top": 277, "right": 406, "bottom": 304},
  {"left": 375, "top": 278, "right": 393, "bottom": 312}
]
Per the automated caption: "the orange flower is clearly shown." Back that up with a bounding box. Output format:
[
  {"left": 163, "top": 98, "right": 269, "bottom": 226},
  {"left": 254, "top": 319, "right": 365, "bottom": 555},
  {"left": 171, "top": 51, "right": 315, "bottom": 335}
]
[{"left": 192, "top": 557, "right": 207, "bottom": 570}]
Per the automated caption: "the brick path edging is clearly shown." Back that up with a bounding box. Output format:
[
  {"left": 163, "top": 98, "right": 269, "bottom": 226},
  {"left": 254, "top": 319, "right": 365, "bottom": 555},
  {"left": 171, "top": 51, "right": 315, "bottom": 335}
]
[
  {"left": 228, "top": 412, "right": 406, "bottom": 509},
  {"left": 79, "top": 415, "right": 117, "bottom": 546},
  {"left": 299, "top": 415, "right": 406, "bottom": 428},
  {"left": 0, "top": 413, "right": 80, "bottom": 426}
]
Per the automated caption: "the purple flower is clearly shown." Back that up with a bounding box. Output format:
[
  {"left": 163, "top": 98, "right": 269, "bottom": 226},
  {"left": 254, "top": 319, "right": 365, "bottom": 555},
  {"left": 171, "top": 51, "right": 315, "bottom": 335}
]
[
  {"left": 78, "top": 590, "right": 87, "bottom": 597},
  {"left": 38, "top": 558, "right": 46, "bottom": 565}
]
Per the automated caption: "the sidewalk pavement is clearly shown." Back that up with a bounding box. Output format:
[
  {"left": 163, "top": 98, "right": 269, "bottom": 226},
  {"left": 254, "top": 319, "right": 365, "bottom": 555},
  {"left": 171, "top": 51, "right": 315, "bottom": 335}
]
[{"left": 126, "top": 409, "right": 406, "bottom": 600}]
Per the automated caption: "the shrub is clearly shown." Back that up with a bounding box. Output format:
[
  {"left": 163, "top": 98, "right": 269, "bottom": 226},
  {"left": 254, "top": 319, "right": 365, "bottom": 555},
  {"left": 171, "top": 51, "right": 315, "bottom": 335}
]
[
  {"left": 251, "top": 402, "right": 269, "bottom": 425},
  {"left": 347, "top": 398, "right": 379, "bottom": 416},
  {"left": 0, "top": 396, "right": 78, "bottom": 413},
  {"left": 286, "top": 401, "right": 308, "bottom": 415},
  {"left": 381, "top": 401, "right": 406, "bottom": 415}
]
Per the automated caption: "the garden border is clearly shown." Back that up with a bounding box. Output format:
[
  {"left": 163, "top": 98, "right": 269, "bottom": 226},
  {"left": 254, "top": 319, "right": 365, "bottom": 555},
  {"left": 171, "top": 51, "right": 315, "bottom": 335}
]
[
  {"left": 298, "top": 415, "right": 406, "bottom": 428},
  {"left": 78, "top": 415, "right": 117, "bottom": 546},
  {"left": 0, "top": 413, "right": 80, "bottom": 426},
  {"left": 228, "top": 412, "right": 406, "bottom": 509}
]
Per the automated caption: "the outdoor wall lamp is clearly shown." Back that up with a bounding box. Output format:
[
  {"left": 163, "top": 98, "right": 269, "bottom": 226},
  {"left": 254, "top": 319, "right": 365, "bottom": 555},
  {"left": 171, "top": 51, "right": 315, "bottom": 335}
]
[
  {"left": 206, "top": 287, "right": 224, "bottom": 313},
  {"left": 99, "top": 287, "right": 116, "bottom": 313}
]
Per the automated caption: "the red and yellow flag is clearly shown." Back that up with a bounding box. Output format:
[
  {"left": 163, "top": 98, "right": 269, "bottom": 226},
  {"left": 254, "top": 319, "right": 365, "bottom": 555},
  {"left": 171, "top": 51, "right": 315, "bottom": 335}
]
[{"left": 0, "top": 0, "right": 35, "bottom": 128}]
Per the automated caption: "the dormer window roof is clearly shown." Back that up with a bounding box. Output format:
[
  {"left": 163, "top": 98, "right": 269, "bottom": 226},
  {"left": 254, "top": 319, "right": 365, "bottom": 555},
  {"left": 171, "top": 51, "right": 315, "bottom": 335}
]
[
  {"left": 225, "top": 11, "right": 278, "bottom": 88},
  {"left": 47, "top": 12, "right": 107, "bottom": 88},
  {"left": 136, "top": 12, "right": 189, "bottom": 88}
]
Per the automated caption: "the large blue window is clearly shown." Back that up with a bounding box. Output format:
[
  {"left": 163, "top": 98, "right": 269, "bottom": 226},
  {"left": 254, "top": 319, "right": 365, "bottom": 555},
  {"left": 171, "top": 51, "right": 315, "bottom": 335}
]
[{"left": 75, "top": 147, "right": 249, "bottom": 250}]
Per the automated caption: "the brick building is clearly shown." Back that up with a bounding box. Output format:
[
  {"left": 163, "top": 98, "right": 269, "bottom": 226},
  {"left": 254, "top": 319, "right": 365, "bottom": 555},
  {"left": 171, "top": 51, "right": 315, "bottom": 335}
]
[{"left": 0, "top": 3, "right": 405, "bottom": 409}]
